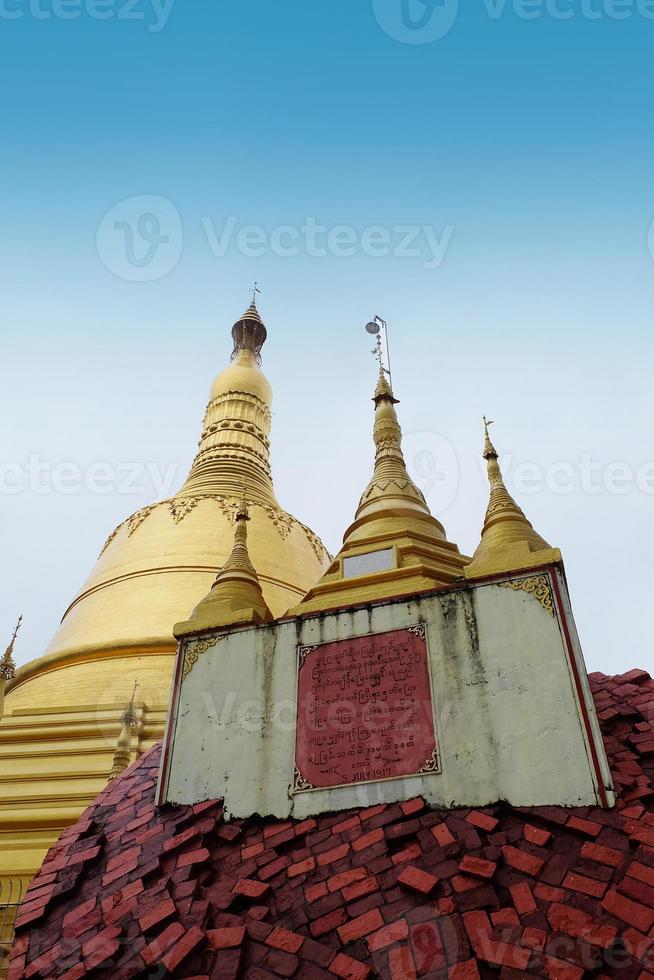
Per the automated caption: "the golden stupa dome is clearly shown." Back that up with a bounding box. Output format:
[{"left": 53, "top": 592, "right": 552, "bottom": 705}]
[{"left": 6, "top": 299, "right": 330, "bottom": 714}]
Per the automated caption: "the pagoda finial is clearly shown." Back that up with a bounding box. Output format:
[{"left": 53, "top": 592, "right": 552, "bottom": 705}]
[
  {"left": 110, "top": 681, "right": 140, "bottom": 780},
  {"left": 483, "top": 416, "right": 498, "bottom": 460},
  {"left": 350, "top": 342, "right": 446, "bottom": 539},
  {"left": 294, "top": 346, "right": 469, "bottom": 614},
  {"left": 1, "top": 616, "right": 21, "bottom": 680},
  {"left": 231, "top": 289, "right": 267, "bottom": 363},
  {"left": 174, "top": 485, "right": 272, "bottom": 635},
  {"left": 235, "top": 484, "right": 250, "bottom": 523},
  {"left": 0, "top": 616, "right": 22, "bottom": 722},
  {"left": 465, "top": 419, "right": 561, "bottom": 578},
  {"left": 121, "top": 680, "right": 139, "bottom": 727}
]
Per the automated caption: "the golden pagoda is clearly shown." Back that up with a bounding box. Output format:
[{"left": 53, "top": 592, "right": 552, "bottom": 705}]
[
  {"left": 0, "top": 297, "right": 329, "bottom": 937},
  {"left": 296, "top": 348, "right": 468, "bottom": 614},
  {"left": 464, "top": 417, "right": 561, "bottom": 579}
]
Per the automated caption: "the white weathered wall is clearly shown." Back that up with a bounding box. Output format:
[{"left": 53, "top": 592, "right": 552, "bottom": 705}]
[{"left": 160, "top": 569, "right": 614, "bottom": 817}]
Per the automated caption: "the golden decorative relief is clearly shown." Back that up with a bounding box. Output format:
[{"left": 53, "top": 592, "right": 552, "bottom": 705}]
[
  {"left": 293, "top": 766, "right": 314, "bottom": 792},
  {"left": 418, "top": 748, "right": 440, "bottom": 774},
  {"left": 169, "top": 497, "right": 199, "bottom": 524},
  {"left": 294, "top": 520, "right": 331, "bottom": 563},
  {"left": 127, "top": 505, "right": 155, "bottom": 536},
  {"left": 211, "top": 495, "right": 238, "bottom": 522},
  {"left": 498, "top": 575, "right": 555, "bottom": 617},
  {"left": 99, "top": 526, "right": 120, "bottom": 557},
  {"left": 102, "top": 494, "right": 330, "bottom": 567},
  {"left": 408, "top": 624, "right": 427, "bottom": 642},
  {"left": 264, "top": 506, "right": 294, "bottom": 541},
  {"left": 182, "top": 635, "right": 222, "bottom": 680}
]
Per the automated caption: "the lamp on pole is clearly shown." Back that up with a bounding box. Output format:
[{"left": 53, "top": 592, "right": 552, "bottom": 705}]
[{"left": 364, "top": 315, "right": 392, "bottom": 389}]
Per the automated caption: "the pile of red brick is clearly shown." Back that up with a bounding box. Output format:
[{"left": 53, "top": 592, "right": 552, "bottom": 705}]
[{"left": 8, "top": 668, "right": 654, "bottom": 979}]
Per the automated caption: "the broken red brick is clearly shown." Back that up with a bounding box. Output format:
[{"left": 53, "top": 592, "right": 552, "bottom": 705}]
[
  {"left": 233, "top": 877, "right": 270, "bottom": 899},
  {"left": 287, "top": 856, "right": 316, "bottom": 878},
  {"left": 310, "top": 907, "right": 347, "bottom": 938},
  {"left": 397, "top": 865, "right": 439, "bottom": 895},
  {"left": 330, "top": 952, "right": 371, "bottom": 980},
  {"left": 523, "top": 824, "right": 552, "bottom": 846},
  {"left": 207, "top": 926, "right": 246, "bottom": 949},
  {"left": 338, "top": 909, "right": 384, "bottom": 944},
  {"left": 562, "top": 871, "right": 608, "bottom": 898},
  {"left": 448, "top": 959, "right": 481, "bottom": 979},
  {"left": 567, "top": 815, "right": 602, "bottom": 837},
  {"left": 509, "top": 881, "right": 537, "bottom": 915},
  {"left": 266, "top": 926, "right": 304, "bottom": 954},
  {"left": 459, "top": 855, "right": 496, "bottom": 879},
  {"left": 352, "top": 828, "right": 384, "bottom": 853},
  {"left": 329, "top": 867, "right": 367, "bottom": 893},
  {"left": 466, "top": 811, "right": 499, "bottom": 833},
  {"left": 580, "top": 842, "right": 625, "bottom": 868},
  {"left": 601, "top": 888, "right": 654, "bottom": 933},
  {"left": 318, "top": 843, "right": 351, "bottom": 866},
  {"left": 387, "top": 943, "right": 417, "bottom": 980},
  {"left": 367, "top": 918, "right": 409, "bottom": 951},
  {"left": 502, "top": 845, "right": 545, "bottom": 877},
  {"left": 161, "top": 925, "right": 205, "bottom": 971}
]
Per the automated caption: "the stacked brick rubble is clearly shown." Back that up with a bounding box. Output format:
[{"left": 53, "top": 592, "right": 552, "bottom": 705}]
[{"left": 8, "top": 668, "right": 654, "bottom": 980}]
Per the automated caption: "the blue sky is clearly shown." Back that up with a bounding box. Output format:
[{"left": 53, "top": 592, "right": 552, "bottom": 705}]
[{"left": 1, "top": 0, "right": 653, "bottom": 674}]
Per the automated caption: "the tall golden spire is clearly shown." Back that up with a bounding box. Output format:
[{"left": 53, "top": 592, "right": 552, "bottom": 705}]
[
  {"left": 295, "top": 363, "right": 468, "bottom": 614},
  {"left": 465, "top": 418, "right": 561, "bottom": 579},
  {"left": 0, "top": 616, "right": 21, "bottom": 722},
  {"left": 177, "top": 294, "right": 277, "bottom": 505},
  {"left": 175, "top": 488, "right": 273, "bottom": 635},
  {"left": 110, "top": 681, "right": 139, "bottom": 780}
]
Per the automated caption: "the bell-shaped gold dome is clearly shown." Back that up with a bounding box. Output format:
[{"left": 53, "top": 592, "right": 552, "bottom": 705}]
[{"left": 6, "top": 298, "right": 329, "bottom": 713}]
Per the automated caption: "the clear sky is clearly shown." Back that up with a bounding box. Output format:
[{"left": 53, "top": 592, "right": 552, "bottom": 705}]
[{"left": 1, "top": 0, "right": 653, "bottom": 675}]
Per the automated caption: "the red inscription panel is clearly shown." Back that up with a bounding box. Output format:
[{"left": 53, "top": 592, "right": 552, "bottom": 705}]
[{"left": 294, "top": 626, "right": 438, "bottom": 792}]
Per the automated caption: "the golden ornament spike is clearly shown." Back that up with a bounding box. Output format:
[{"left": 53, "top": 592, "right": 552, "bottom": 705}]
[
  {"left": 174, "top": 484, "right": 272, "bottom": 635},
  {"left": 1, "top": 615, "right": 22, "bottom": 681},
  {"left": 294, "top": 365, "right": 469, "bottom": 614},
  {"left": 465, "top": 418, "right": 561, "bottom": 579},
  {"left": 483, "top": 416, "right": 497, "bottom": 459},
  {"left": 110, "top": 682, "right": 140, "bottom": 780},
  {"left": 0, "top": 616, "right": 22, "bottom": 722},
  {"left": 178, "top": 298, "right": 274, "bottom": 501}
]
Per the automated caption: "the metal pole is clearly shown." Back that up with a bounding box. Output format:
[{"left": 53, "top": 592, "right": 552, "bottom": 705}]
[{"left": 376, "top": 315, "right": 392, "bottom": 390}]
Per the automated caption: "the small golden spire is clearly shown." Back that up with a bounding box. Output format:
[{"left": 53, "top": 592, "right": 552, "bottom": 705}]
[
  {"left": 295, "top": 364, "right": 468, "bottom": 614},
  {"left": 174, "top": 486, "right": 272, "bottom": 636},
  {"left": 465, "top": 418, "right": 561, "bottom": 578},
  {"left": 110, "top": 681, "right": 139, "bottom": 780},
  {"left": 0, "top": 616, "right": 22, "bottom": 722},
  {"left": 483, "top": 416, "right": 497, "bottom": 459},
  {"left": 0, "top": 616, "right": 21, "bottom": 683}
]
